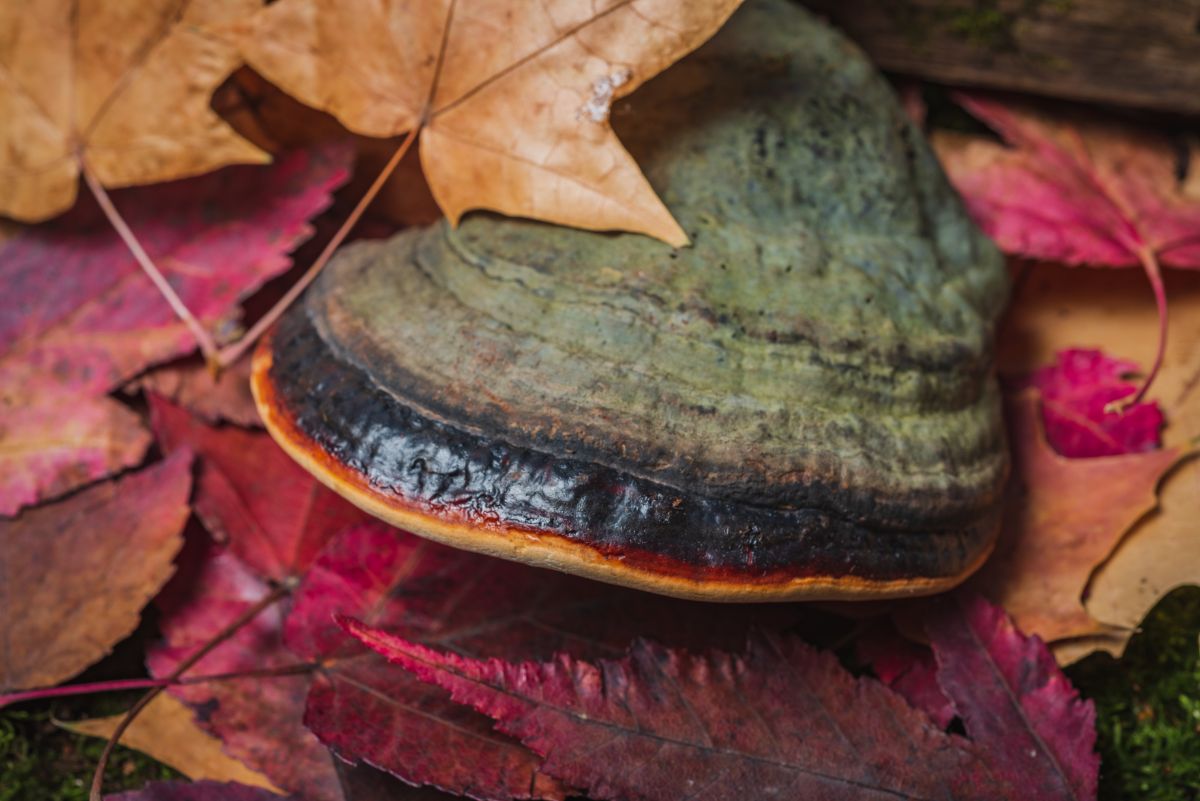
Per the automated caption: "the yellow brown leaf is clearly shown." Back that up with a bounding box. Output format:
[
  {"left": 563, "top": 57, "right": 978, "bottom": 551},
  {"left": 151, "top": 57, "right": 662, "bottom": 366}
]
[
  {"left": 235, "top": 0, "right": 746, "bottom": 245},
  {"left": 0, "top": 0, "right": 269, "bottom": 221}
]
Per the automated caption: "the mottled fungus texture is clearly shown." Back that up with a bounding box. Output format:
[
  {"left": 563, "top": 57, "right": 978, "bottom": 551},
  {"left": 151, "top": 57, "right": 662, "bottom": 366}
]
[{"left": 254, "top": 0, "right": 1009, "bottom": 601}]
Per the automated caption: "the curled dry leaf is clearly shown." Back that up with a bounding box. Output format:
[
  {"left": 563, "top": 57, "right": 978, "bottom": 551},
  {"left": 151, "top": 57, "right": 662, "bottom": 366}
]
[
  {"left": 0, "top": 0, "right": 268, "bottom": 222},
  {"left": 1028, "top": 349, "right": 1164, "bottom": 458},
  {"left": 968, "top": 393, "right": 1179, "bottom": 643},
  {"left": 64, "top": 693, "right": 282, "bottom": 793},
  {"left": 234, "top": 0, "right": 747, "bottom": 245},
  {"left": 0, "top": 451, "right": 191, "bottom": 693},
  {"left": 0, "top": 145, "right": 350, "bottom": 515}
]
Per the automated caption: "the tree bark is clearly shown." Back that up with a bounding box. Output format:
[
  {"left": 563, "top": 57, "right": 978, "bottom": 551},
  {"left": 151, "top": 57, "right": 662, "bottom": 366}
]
[{"left": 804, "top": 0, "right": 1200, "bottom": 115}]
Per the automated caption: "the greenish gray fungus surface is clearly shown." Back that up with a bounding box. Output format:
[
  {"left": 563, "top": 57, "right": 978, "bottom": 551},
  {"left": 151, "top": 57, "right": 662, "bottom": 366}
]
[{"left": 255, "top": 0, "right": 1010, "bottom": 600}]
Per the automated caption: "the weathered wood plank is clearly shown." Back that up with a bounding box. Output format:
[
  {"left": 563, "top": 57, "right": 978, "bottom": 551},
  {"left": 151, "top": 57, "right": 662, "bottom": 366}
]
[{"left": 804, "top": 0, "right": 1200, "bottom": 114}]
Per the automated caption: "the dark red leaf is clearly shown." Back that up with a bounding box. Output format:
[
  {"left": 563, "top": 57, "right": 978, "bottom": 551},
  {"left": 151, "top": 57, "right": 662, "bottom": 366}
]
[
  {"left": 149, "top": 395, "right": 370, "bottom": 581},
  {"left": 343, "top": 619, "right": 994, "bottom": 801},
  {"left": 855, "top": 625, "right": 955, "bottom": 729},
  {"left": 926, "top": 594, "right": 1098, "bottom": 801},
  {"left": 1027, "top": 349, "right": 1164, "bottom": 457}
]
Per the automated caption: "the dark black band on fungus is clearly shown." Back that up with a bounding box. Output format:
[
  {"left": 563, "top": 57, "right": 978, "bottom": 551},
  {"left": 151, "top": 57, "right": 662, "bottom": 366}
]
[{"left": 268, "top": 307, "right": 1000, "bottom": 584}]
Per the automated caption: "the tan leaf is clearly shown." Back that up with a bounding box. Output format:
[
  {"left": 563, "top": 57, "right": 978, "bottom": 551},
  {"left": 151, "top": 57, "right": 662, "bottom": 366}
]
[
  {"left": 1000, "top": 262, "right": 1200, "bottom": 660},
  {"left": 0, "top": 0, "right": 269, "bottom": 222},
  {"left": 0, "top": 453, "right": 191, "bottom": 691},
  {"left": 968, "top": 392, "right": 1179, "bottom": 644},
  {"left": 63, "top": 693, "right": 283, "bottom": 793},
  {"left": 235, "top": 0, "right": 746, "bottom": 245}
]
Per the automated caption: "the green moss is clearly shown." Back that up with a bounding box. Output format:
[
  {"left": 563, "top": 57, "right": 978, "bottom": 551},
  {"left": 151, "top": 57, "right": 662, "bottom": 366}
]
[
  {"left": 946, "top": 6, "right": 1013, "bottom": 49},
  {"left": 0, "top": 694, "right": 180, "bottom": 801},
  {"left": 1068, "top": 587, "right": 1200, "bottom": 801}
]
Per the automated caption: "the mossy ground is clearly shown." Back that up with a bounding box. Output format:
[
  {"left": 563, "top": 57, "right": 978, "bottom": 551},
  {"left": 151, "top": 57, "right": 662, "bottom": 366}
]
[
  {"left": 1066, "top": 586, "right": 1200, "bottom": 801},
  {"left": 2, "top": 589, "right": 1197, "bottom": 800},
  {"left": 1, "top": 696, "right": 180, "bottom": 801}
]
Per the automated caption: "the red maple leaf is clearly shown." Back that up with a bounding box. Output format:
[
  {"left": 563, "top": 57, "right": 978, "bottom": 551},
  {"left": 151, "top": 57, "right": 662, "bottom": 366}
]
[
  {"left": 0, "top": 144, "right": 351, "bottom": 515},
  {"left": 935, "top": 94, "right": 1200, "bottom": 401}
]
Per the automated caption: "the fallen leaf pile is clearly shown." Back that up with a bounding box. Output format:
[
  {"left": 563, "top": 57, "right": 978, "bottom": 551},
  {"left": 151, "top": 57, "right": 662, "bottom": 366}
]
[{"left": 1, "top": 4, "right": 1198, "bottom": 801}]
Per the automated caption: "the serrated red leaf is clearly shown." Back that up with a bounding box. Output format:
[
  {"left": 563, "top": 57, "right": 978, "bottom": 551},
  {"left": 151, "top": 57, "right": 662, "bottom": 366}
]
[
  {"left": 927, "top": 595, "right": 1098, "bottom": 801},
  {"left": 0, "top": 144, "right": 351, "bottom": 515},
  {"left": 343, "top": 619, "right": 993, "bottom": 801},
  {"left": 345, "top": 594, "right": 1100, "bottom": 801},
  {"left": 149, "top": 395, "right": 370, "bottom": 581},
  {"left": 1027, "top": 349, "right": 1163, "bottom": 457},
  {"left": 289, "top": 522, "right": 811, "bottom": 801}
]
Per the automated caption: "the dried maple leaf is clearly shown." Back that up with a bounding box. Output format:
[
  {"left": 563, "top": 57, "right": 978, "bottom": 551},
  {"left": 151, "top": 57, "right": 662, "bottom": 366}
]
[
  {"left": 0, "top": 0, "right": 269, "bottom": 222},
  {"left": 344, "top": 594, "right": 1100, "bottom": 801},
  {"left": 0, "top": 145, "right": 350, "bottom": 515},
  {"left": 934, "top": 94, "right": 1200, "bottom": 398},
  {"left": 0, "top": 451, "right": 191, "bottom": 693},
  {"left": 234, "top": 0, "right": 746, "bottom": 245},
  {"left": 968, "top": 392, "right": 1179, "bottom": 643},
  {"left": 1027, "top": 349, "right": 1163, "bottom": 458},
  {"left": 65, "top": 694, "right": 282, "bottom": 792}
]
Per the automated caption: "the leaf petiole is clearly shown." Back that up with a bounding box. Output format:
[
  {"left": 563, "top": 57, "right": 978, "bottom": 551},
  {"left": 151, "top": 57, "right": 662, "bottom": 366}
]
[
  {"left": 81, "top": 161, "right": 221, "bottom": 364},
  {"left": 88, "top": 583, "right": 292, "bottom": 801}
]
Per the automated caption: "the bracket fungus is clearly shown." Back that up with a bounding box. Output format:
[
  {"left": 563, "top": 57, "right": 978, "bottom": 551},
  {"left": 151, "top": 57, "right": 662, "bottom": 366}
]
[{"left": 252, "top": 0, "right": 1009, "bottom": 602}]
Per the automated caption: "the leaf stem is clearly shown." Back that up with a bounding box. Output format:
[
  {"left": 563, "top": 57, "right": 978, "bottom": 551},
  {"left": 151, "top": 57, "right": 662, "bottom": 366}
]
[
  {"left": 0, "top": 662, "right": 317, "bottom": 710},
  {"left": 81, "top": 160, "right": 221, "bottom": 365},
  {"left": 1111, "top": 246, "right": 1168, "bottom": 410},
  {"left": 215, "top": 127, "right": 420, "bottom": 368},
  {"left": 87, "top": 583, "right": 291, "bottom": 801}
]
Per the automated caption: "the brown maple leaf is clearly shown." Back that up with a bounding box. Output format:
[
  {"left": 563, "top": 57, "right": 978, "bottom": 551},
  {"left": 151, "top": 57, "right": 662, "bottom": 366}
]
[
  {"left": 234, "top": 0, "right": 744, "bottom": 246},
  {"left": 0, "top": 452, "right": 191, "bottom": 693},
  {"left": 969, "top": 392, "right": 1179, "bottom": 644},
  {"left": 0, "top": 0, "right": 269, "bottom": 222}
]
